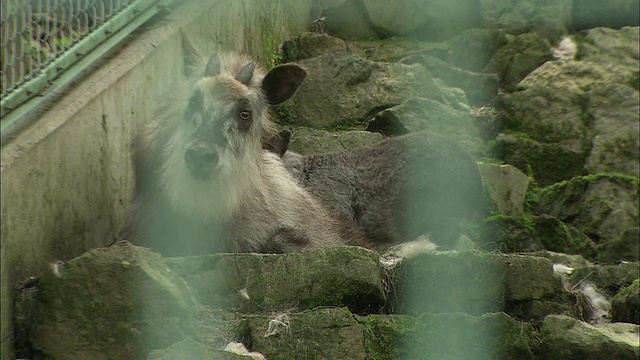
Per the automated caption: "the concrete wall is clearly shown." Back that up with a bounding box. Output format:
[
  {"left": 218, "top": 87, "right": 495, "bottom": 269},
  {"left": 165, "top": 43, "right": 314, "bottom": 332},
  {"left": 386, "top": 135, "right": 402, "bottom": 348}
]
[{"left": 0, "top": 0, "right": 329, "bottom": 356}]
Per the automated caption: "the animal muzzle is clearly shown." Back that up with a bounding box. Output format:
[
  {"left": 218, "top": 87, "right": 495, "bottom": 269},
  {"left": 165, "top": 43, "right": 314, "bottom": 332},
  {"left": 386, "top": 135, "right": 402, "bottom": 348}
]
[{"left": 184, "top": 144, "right": 219, "bottom": 180}]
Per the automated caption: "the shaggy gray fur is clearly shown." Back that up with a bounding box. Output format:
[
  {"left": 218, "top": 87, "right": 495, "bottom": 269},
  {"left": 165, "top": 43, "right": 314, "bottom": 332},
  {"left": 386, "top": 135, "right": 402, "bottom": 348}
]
[
  {"left": 120, "top": 52, "right": 365, "bottom": 256},
  {"left": 270, "top": 130, "right": 485, "bottom": 250}
]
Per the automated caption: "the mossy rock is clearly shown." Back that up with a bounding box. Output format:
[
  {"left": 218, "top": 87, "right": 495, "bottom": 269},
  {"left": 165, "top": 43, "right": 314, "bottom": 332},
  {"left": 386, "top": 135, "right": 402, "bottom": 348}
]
[
  {"left": 357, "top": 314, "right": 415, "bottom": 359},
  {"left": 525, "top": 250, "right": 592, "bottom": 268},
  {"left": 29, "top": 242, "right": 197, "bottom": 360},
  {"left": 611, "top": 279, "right": 640, "bottom": 325},
  {"left": 479, "top": 0, "right": 572, "bottom": 38},
  {"left": 281, "top": 33, "right": 347, "bottom": 63},
  {"left": 490, "top": 133, "right": 588, "bottom": 186},
  {"left": 390, "top": 251, "right": 559, "bottom": 316},
  {"left": 569, "top": 262, "right": 640, "bottom": 296},
  {"left": 477, "top": 163, "right": 530, "bottom": 217},
  {"left": 485, "top": 33, "right": 554, "bottom": 92},
  {"left": 165, "top": 246, "right": 386, "bottom": 314},
  {"left": 536, "top": 174, "right": 639, "bottom": 262},
  {"left": 237, "top": 307, "right": 366, "bottom": 360},
  {"left": 359, "top": 312, "right": 537, "bottom": 360},
  {"left": 365, "top": 97, "right": 484, "bottom": 155},
  {"left": 287, "top": 53, "right": 467, "bottom": 129},
  {"left": 442, "top": 28, "right": 510, "bottom": 73},
  {"left": 539, "top": 314, "right": 640, "bottom": 359},
  {"left": 479, "top": 215, "right": 596, "bottom": 259},
  {"left": 399, "top": 55, "right": 499, "bottom": 106}
]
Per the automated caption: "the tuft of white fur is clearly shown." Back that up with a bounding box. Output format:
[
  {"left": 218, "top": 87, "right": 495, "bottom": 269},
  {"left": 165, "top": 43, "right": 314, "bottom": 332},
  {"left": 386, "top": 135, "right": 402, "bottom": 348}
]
[
  {"left": 239, "top": 287, "right": 250, "bottom": 301},
  {"left": 390, "top": 235, "right": 438, "bottom": 259},
  {"left": 579, "top": 282, "right": 611, "bottom": 324},
  {"left": 553, "top": 263, "right": 574, "bottom": 276},
  {"left": 223, "top": 341, "right": 266, "bottom": 360},
  {"left": 553, "top": 36, "right": 577, "bottom": 60},
  {"left": 50, "top": 261, "right": 65, "bottom": 278},
  {"left": 380, "top": 235, "right": 438, "bottom": 269}
]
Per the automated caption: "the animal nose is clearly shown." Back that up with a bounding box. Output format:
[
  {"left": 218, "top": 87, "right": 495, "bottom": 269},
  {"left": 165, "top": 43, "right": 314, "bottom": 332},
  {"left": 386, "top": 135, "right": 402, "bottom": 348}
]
[{"left": 185, "top": 145, "right": 218, "bottom": 166}]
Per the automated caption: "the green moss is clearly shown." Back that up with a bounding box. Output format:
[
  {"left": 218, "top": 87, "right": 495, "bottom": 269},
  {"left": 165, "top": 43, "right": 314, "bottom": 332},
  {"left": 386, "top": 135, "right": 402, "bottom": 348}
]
[
  {"left": 628, "top": 70, "right": 640, "bottom": 90},
  {"left": 573, "top": 31, "right": 592, "bottom": 61},
  {"left": 481, "top": 214, "right": 596, "bottom": 259},
  {"left": 357, "top": 314, "right": 415, "bottom": 360},
  {"left": 272, "top": 103, "right": 298, "bottom": 125},
  {"left": 327, "top": 119, "right": 365, "bottom": 132},
  {"left": 485, "top": 214, "right": 535, "bottom": 232},
  {"left": 494, "top": 134, "right": 590, "bottom": 186},
  {"left": 523, "top": 172, "right": 541, "bottom": 213},
  {"left": 533, "top": 216, "right": 596, "bottom": 259},
  {"left": 538, "top": 173, "right": 639, "bottom": 198},
  {"left": 258, "top": 18, "right": 283, "bottom": 69}
]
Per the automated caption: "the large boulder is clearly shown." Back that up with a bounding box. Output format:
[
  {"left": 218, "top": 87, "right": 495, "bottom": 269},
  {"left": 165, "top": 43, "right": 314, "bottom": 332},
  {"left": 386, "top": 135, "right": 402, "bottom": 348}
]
[
  {"left": 477, "top": 163, "right": 530, "bottom": 216},
  {"left": 478, "top": 0, "right": 572, "bottom": 37},
  {"left": 490, "top": 133, "right": 588, "bottom": 187},
  {"left": 493, "top": 27, "right": 639, "bottom": 185},
  {"left": 584, "top": 83, "right": 640, "bottom": 177},
  {"left": 572, "top": 0, "right": 640, "bottom": 31},
  {"left": 322, "top": 0, "right": 483, "bottom": 41},
  {"left": 484, "top": 33, "right": 554, "bottom": 92},
  {"left": 577, "top": 27, "right": 640, "bottom": 79},
  {"left": 29, "top": 242, "right": 197, "bottom": 360},
  {"left": 402, "top": 55, "right": 499, "bottom": 106},
  {"left": 536, "top": 175, "right": 639, "bottom": 263},
  {"left": 480, "top": 215, "right": 596, "bottom": 259},
  {"left": 390, "top": 251, "right": 561, "bottom": 317},
  {"left": 365, "top": 97, "right": 483, "bottom": 155},
  {"left": 22, "top": 245, "right": 388, "bottom": 358},
  {"left": 358, "top": 312, "right": 537, "bottom": 360},
  {"left": 323, "top": 0, "right": 381, "bottom": 40},
  {"left": 283, "top": 53, "right": 467, "bottom": 129},
  {"left": 239, "top": 307, "right": 366, "bottom": 359},
  {"left": 611, "top": 279, "right": 640, "bottom": 325},
  {"left": 281, "top": 33, "right": 347, "bottom": 63},
  {"left": 165, "top": 246, "right": 386, "bottom": 314},
  {"left": 569, "top": 262, "right": 640, "bottom": 296},
  {"left": 539, "top": 315, "right": 640, "bottom": 359},
  {"left": 364, "top": 0, "right": 483, "bottom": 41},
  {"left": 441, "top": 28, "right": 511, "bottom": 73}
]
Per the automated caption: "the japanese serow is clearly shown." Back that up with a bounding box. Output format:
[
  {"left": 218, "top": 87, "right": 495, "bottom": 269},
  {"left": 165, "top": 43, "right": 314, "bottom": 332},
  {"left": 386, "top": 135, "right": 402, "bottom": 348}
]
[
  {"left": 267, "top": 130, "right": 485, "bottom": 251},
  {"left": 121, "top": 52, "right": 366, "bottom": 255}
]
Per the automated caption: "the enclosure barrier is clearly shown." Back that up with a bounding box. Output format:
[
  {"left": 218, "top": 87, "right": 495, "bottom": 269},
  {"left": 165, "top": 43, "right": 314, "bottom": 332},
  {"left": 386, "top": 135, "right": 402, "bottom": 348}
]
[{"left": 1, "top": 0, "right": 171, "bottom": 131}]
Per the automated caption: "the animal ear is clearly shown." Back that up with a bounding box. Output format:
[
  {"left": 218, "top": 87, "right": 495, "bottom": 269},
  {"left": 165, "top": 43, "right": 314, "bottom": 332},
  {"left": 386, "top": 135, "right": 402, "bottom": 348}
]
[
  {"left": 263, "top": 129, "right": 292, "bottom": 157},
  {"left": 181, "top": 32, "right": 201, "bottom": 77},
  {"left": 205, "top": 52, "right": 221, "bottom": 77},
  {"left": 261, "top": 64, "right": 307, "bottom": 105},
  {"left": 235, "top": 61, "right": 256, "bottom": 86}
]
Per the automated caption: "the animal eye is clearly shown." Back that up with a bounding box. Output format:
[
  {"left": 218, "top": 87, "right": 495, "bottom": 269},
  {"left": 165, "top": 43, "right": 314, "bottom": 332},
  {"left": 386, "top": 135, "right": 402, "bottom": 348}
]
[{"left": 239, "top": 110, "right": 251, "bottom": 120}]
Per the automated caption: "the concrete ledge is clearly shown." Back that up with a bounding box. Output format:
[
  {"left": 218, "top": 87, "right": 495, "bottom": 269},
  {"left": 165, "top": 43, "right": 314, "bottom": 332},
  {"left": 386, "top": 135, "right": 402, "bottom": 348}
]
[{"left": 0, "top": 0, "right": 318, "bottom": 356}]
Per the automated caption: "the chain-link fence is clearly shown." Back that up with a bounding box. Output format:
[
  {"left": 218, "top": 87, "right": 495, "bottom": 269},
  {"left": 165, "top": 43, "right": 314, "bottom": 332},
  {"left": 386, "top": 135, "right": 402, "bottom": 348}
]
[{"left": 1, "top": 0, "right": 169, "bottom": 124}]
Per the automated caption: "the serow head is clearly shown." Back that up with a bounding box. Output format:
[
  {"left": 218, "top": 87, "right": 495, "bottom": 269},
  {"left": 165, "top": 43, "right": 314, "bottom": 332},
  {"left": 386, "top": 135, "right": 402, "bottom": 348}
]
[{"left": 180, "top": 52, "right": 306, "bottom": 181}]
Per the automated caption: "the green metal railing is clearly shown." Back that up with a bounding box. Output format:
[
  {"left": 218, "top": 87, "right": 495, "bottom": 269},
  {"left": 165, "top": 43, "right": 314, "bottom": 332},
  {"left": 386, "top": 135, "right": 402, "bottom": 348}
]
[{"left": 1, "top": 0, "right": 172, "bottom": 131}]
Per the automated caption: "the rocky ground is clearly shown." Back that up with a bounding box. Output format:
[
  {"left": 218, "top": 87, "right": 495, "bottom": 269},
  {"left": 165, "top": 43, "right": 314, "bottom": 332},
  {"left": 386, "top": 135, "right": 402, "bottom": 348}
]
[{"left": 14, "top": 0, "right": 639, "bottom": 359}]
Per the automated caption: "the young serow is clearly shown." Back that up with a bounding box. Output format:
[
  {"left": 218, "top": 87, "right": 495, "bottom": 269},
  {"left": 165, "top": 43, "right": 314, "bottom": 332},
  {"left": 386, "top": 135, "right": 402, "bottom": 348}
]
[
  {"left": 121, "top": 52, "right": 365, "bottom": 255},
  {"left": 267, "top": 130, "right": 485, "bottom": 251}
]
